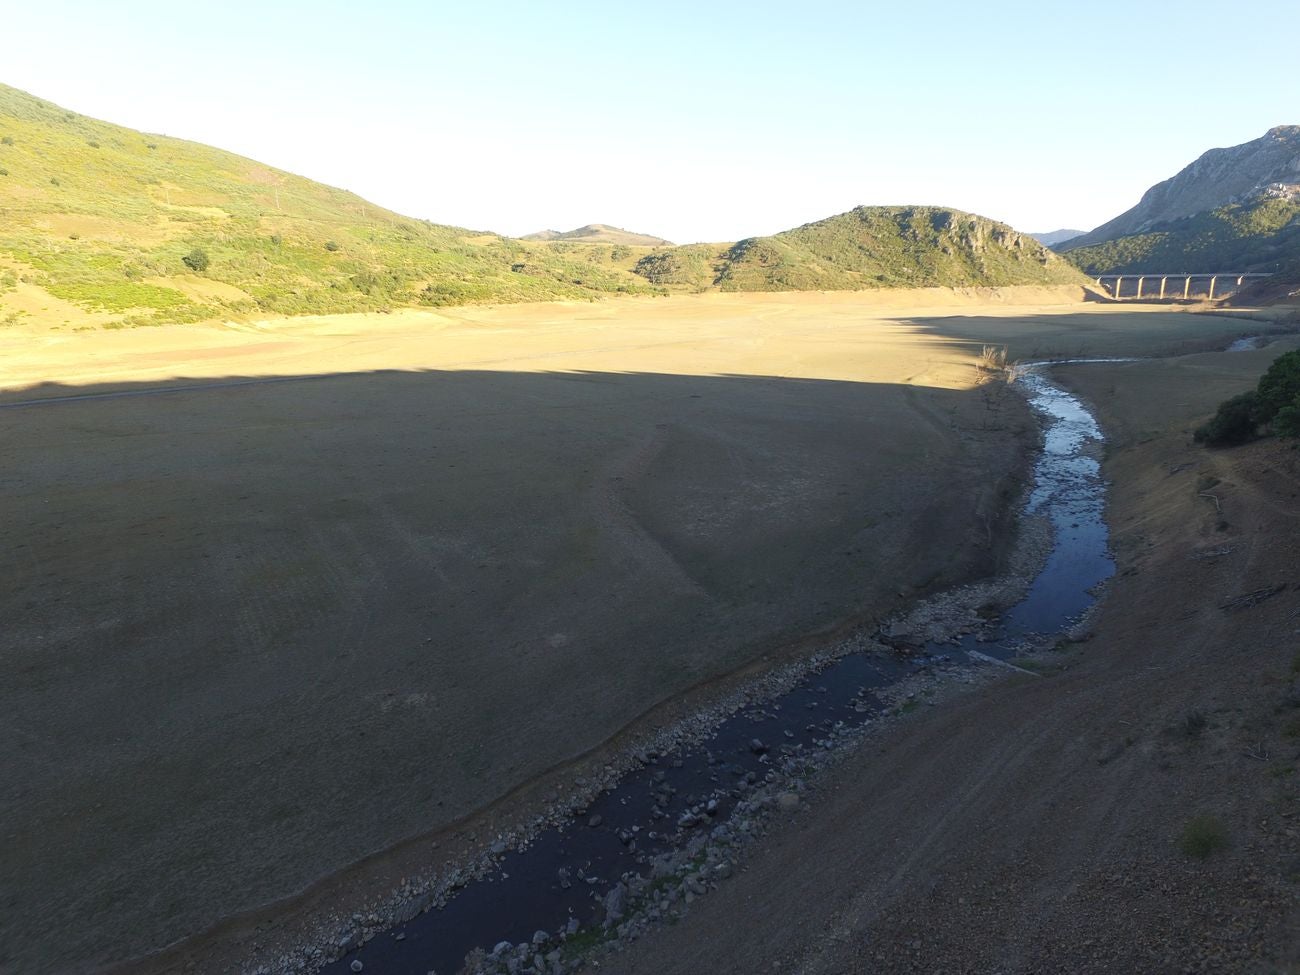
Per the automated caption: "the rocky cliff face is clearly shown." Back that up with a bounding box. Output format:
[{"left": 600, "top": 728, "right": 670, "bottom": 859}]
[{"left": 1063, "top": 126, "right": 1300, "bottom": 250}]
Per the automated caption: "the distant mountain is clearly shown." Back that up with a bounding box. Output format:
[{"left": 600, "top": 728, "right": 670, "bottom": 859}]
[
  {"left": 1030, "top": 229, "right": 1085, "bottom": 247},
  {"left": 520, "top": 224, "right": 672, "bottom": 246},
  {"left": 1062, "top": 126, "right": 1300, "bottom": 253}
]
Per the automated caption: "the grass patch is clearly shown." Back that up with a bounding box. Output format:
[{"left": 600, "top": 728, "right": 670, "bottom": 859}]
[{"left": 1179, "top": 815, "right": 1229, "bottom": 859}]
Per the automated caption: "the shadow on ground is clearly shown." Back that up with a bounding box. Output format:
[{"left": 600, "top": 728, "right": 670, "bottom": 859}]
[{"left": 2, "top": 365, "right": 1031, "bottom": 974}]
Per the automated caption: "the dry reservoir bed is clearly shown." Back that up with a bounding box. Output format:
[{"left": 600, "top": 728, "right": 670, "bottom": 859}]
[{"left": 0, "top": 292, "right": 1260, "bottom": 972}]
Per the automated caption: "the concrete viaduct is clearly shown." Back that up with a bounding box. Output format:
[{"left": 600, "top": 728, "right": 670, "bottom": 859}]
[{"left": 1094, "top": 272, "right": 1271, "bottom": 300}]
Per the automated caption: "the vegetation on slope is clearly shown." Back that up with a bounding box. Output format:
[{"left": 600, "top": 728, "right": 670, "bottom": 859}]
[
  {"left": 0, "top": 84, "right": 660, "bottom": 328},
  {"left": 0, "top": 84, "right": 1086, "bottom": 330},
  {"left": 710, "top": 207, "right": 1085, "bottom": 292},
  {"left": 1061, "top": 198, "right": 1300, "bottom": 275},
  {"left": 1195, "top": 348, "right": 1300, "bottom": 445}
]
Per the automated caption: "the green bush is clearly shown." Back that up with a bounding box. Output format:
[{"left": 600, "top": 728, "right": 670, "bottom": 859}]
[
  {"left": 324, "top": 240, "right": 340, "bottom": 252},
  {"left": 1194, "top": 391, "right": 1260, "bottom": 445},
  {"left": 0, "top": 135, "right": 13, "bottom": 146},
  {"left": 181, "top": 247, "right": 210, "bottom": 272},
  {"left": 1197, "top": 350, "right": 1300, "bottom": 446},
  {"left": 1254, "top": 349, "right": 1300, "bottom": 423},
  {"left": 1275, "top": 396, "right": 1300, "bottom": 437}
]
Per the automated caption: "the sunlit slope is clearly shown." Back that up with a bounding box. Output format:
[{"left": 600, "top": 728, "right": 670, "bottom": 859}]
[
  {"left": 0, "top": 84, "right": 659, "bottom": 327},
  {"left": 1061, "top": 197, "right": 1300, "bottom": 275},
  {"left": 0, "top": 84, "right": 1085, "bottom": 329},
  {"left": 629, "top": 208, "right": 1088, "bottom": 293},
  {"left": 713, "top": 206, "right": 1088, "bottom": 291}
]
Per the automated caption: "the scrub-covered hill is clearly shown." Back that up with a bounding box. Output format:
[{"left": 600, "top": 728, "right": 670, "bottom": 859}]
[
  {"left": 710, "top": 206, "right": 1087, "bottom": 292},
  {"left": 1062, "top": 197, "right": 1300, "bottom": 276},
  {"left": 0, "top": 83, "right": 660, "bottom": 328},
  {"left": 1059, "top": 126, "right": 1300, "bottom": 276},
  {"left": 0, "top": 84, "right": 1085, "bottom": 330}
]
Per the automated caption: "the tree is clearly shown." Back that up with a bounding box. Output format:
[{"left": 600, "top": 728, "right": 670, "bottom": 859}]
[
  {"left": 1194, "top": 391, "right": 1260, "bottom": 446},
  {"left": 1254, "top": 350, "right": 1300, "bottom": 424},
  {"left": 182, "top": 248, "right": 209, "bottom": 272}
]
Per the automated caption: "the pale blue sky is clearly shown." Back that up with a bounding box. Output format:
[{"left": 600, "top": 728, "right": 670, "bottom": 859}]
[{"left": 5, "top": 1, "right": 1297, "bottom": 242}]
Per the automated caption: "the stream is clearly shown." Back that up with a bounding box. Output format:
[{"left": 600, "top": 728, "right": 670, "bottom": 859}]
[{"left": 316, "top": 363, "right": 1113, "bottom": 975}]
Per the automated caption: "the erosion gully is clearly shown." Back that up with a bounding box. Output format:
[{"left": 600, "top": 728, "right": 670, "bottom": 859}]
[{"left": 318, "top": 363, "right": 1113, "bottom": 975}]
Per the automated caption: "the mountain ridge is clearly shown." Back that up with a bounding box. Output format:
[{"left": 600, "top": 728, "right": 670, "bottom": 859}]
[{"left": 1063, "top": 126, "right": 1300, "bottom": 252}]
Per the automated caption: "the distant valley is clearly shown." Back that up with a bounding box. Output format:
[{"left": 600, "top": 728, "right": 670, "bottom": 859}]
[{"left": 1029, "top": 229, "right": 1085, "bottom": 247}]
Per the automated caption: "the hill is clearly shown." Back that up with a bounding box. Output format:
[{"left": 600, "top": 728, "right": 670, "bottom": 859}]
[
  {"left": 1061, "top": 197, "right": 1300, "bottom": 275},
  {"left": 1064, "top": 126, "right": 1300, "bottom": 252},
  {"left": 0, "top": 84, "right": 1085, "bottom": 330},
  {"left": 1029, "top": 229, "right": 1085, "bottom": 247},
  {"left": 706, "top": 206, "right": 1087, "bottom": 291},
  {"left": 519, "top": 224, "right": 672, "bottom": 246},
  {"left": 0, "top": 84, "right": 662, "bottom": 329}
]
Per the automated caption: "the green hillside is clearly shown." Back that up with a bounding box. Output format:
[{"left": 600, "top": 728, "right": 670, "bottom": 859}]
[
  {"left": 0, "top": 84, "right": 661, "bottom": 328},
  {"left": 1061, "top": 197, "right": 1300, "bottom": 275},
  {"left": 710, "top": 206, "right": 1086, "bottom": 291},
  {"left": 0, "top": 84, "right": 1086, "bottom": 330}
]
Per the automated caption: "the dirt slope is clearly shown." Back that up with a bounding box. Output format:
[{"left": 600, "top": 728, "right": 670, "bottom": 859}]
[{"left": 602, "top": 338, "right": 1300, "bottom": 975}]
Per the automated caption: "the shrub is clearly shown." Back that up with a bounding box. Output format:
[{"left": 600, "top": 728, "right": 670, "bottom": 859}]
[
  {"left": 324, "top": 240, "right": 340, "bottom": 252},
  {"left": 0, "top": 135, "right": 12, "bottom": 145},
  {"left": 0, "top": 168, "right": 7, "bottom": 177},
  {"left": 1179, "top": 815, "right": 1229, "bottom": 859},
  {"left": 1194, "top": 391, "right": 1260, "bottom": 446},
  {"left": 1255, "top": 350, "right": 1300, "bottom": 425},
  {"left": 181, "top": 248, "right": 210, "bottom": 272},
  {"left": 1275, "top": 396, "right": 1300, "bottom": 437}
]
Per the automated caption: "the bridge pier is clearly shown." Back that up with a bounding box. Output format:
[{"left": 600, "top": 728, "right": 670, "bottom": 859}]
[{"left": 1094, "top": 272, "right": 1266, "bottom": 301}]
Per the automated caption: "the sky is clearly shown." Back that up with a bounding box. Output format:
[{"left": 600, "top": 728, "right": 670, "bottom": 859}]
[{"left": 5, "top": 0, "right": 1298, "bottom": 244}]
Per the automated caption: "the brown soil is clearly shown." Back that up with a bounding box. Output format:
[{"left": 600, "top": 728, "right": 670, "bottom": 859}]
[
  {"left": 0, "top": 294, "right": 1277, "bottom": 974},
  {"left": 600, "top": 336, "right": 1300, "bottom": 975}
]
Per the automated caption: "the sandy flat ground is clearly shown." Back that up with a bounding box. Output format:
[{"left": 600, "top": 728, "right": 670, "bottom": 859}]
[{"left": 0, "top": 289, "right": 1267, "bottom": 973}]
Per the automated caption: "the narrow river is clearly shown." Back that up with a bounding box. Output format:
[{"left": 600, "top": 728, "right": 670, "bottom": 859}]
[{"left": 316, "top": 364, "right": 1113, "bottom": 975}]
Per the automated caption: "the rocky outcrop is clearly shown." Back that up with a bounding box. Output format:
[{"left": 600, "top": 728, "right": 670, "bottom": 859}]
[{"left": 1063, "top": 126, "right": 1300, "bottom": 251}]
